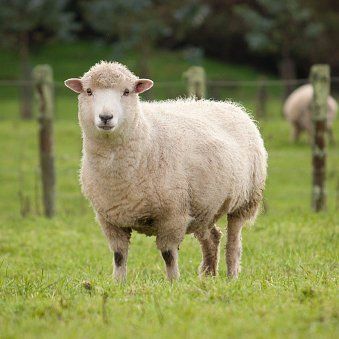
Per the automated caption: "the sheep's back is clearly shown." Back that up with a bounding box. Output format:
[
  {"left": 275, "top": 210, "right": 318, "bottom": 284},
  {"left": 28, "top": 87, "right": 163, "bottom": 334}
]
[{"left": 141, "top": 99, "right": 260, "bottom": 147}]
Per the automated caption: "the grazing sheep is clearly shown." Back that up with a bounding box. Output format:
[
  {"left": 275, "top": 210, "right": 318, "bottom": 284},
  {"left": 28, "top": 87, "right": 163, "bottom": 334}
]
[
  {"left": 64, "top": 61, "right": 267, "bottom": 282},
  {"left": 283, "top": 84, "right": 337, "bottom": 143}
]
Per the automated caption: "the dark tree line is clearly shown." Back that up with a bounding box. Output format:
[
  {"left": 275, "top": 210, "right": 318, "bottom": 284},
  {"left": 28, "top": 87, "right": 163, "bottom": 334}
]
[{"left": 0, "top": 0, "right": 338, "bottom": 118}]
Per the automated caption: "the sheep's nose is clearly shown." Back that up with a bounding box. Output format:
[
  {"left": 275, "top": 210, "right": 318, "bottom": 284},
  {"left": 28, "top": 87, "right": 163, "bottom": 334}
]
[{"left": 99, "top": 113, "right": 113, "bottom": 124}]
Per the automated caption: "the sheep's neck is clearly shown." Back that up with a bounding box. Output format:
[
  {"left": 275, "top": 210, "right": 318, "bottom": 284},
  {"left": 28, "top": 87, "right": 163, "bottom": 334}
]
[{"left": 83, "top": 109, "right": 150, "bottom": 175}]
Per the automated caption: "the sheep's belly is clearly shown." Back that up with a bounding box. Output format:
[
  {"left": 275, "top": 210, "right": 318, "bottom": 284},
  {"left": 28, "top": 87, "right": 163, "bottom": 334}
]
[
  {"left": 104, "top": 205, "right": 159, "bottom": 236},
  {"left": 131, "top": 216, "right": 158, "bottom": 236},
  {"left": 132, "top": 224, "right": 158, "bottom": 237},
  {"left": 131, "top": 217, "right": 199, "bottom": 237}
]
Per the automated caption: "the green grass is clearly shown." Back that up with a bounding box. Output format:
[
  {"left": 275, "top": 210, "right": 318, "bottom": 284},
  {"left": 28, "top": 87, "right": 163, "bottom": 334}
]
[
  {"left": 0, "top": 43, "right": 338, "bottom": 338},
  {"left": 1, "top": 112, "right": 338, "bottom": 339}
]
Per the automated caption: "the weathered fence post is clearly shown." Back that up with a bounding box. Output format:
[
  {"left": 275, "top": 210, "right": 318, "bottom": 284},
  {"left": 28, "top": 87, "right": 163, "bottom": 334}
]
[
  {"left": 33, "top": 65, "right": 55, "bottom": 218},
  {"left": 183, "top": 66, "right": 206, "bottom": 99},
  {"left": 255, "top": 76, "right": 267, "bottom": 119},
  {"left": 310, "top": 64, "right": 330, "bottom": 212}
]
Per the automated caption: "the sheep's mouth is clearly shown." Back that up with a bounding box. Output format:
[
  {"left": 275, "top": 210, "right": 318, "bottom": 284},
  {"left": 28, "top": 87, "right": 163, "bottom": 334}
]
[{"left": 97, "top": 125, "right": 114, "bottom": 131}]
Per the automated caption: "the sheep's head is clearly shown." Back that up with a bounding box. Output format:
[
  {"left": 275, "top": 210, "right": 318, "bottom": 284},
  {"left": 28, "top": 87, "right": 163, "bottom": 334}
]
[{"left": 64, "top": 61, "right": 153, "bottom": 136}]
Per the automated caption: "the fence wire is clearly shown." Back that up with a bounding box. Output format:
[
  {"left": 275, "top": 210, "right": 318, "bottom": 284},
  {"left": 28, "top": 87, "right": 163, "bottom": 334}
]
[
  {"left": 1, "top": 76, "right": 339, "bottom": 87},
  {"left": 1, "top": 75, "right": 338, "bottom": 216}
]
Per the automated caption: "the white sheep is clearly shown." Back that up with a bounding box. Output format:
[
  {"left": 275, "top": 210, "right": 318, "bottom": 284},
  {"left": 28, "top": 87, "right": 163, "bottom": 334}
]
[
  {"left": 283, "top": 84, "right": 337, "bottom": 143},
  {"left": 65, "top": 61, "right": 267, "bottom": 282}
]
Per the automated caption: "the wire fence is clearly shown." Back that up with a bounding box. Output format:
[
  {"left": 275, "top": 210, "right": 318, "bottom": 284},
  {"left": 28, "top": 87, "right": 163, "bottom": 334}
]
[
  {"left": 1, "top": 76, "right": 339, "bottom": 121},
  {"left": 1, "top": 73, "right": 338, "bottom": 216},
  {"left": 1, "top": 76, "right": 339, "bottom": 87}
]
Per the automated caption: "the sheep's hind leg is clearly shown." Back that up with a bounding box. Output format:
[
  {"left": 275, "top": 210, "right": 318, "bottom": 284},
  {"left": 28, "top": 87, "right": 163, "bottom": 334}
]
[
  {"left": 292, "top": 123, "right": 302, "bottom": 143},
  {"left": 226, "top": 215, "right": 244, "bottom": 279},
  {"left": 195, "top": 225, "right": 222, "bottom": 277},
  {"left": 328, "top": 128, "right": 335, "bottom": 145},
  {"left": 97, "top": 214, "right": 131, "bottom": 282}
]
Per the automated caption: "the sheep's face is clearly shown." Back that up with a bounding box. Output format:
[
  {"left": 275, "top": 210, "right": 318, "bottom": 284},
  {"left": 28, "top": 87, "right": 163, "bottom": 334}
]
[{"left": 64, "top": 78, "right": 153, "bottom": 137}]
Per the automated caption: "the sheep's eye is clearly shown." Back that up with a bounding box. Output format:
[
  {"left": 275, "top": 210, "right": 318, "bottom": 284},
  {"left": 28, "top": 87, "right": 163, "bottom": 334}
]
[
  {"left": 86, "top": 88, "right": 92, "bottom": 96},
  {"left": 123, "top": 89, "right": 130, "bottom": 96}
]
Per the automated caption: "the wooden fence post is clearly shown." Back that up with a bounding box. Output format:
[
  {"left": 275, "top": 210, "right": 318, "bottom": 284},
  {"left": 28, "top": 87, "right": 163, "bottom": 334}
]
[
  {"left": 183, "top": 66, "right": 206, "bottom": 99},
  {"left": 33, "top": 65, "right": 55, "bottom": 218},
  {"left": 310, "top": 64, "right": 330, "bottom": 212}
]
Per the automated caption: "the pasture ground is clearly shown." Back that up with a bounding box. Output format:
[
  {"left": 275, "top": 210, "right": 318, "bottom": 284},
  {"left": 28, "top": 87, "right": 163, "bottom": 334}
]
[{"left": 0, "top": 44, "right": 338, "bottom": 338}]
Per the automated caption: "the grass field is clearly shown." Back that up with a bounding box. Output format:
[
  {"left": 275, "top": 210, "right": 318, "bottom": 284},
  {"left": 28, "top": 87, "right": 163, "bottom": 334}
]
[{"left": 0, "top": 44, "right": 338, "bottom": 338}]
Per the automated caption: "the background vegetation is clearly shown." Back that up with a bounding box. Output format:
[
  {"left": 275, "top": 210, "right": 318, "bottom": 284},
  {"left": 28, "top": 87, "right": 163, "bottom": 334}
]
[{"left": 0, "top": 1, "right": 338, "bottom": 338}]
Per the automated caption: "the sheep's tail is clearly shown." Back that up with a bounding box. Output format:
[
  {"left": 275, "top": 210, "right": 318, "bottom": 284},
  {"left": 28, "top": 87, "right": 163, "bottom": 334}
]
[
  {"left": 229, "top": 143, "right": 267, "bottom": 225},
  {"left": 228, "top": 186, "right": 264, "bottom": 225}
]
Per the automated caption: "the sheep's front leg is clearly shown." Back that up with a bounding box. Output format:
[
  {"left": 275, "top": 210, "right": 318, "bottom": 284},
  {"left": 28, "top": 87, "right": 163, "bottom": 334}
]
[
  {"left": 97, "top": 214, "right": 131, "bottom": 282},
  {"left": 160, "top": 247, "right": 179, "bottom": 281},
  {"left": 226, "top": 215, "right": 244, "bottom": 279},
  {"left": 156, "top": 216, "right": 189, "bottom": 281}
]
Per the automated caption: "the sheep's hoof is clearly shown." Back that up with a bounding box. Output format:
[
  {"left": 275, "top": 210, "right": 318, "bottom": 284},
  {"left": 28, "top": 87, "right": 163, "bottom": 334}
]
[
  {"left": 113, "top": 269, "right": 127, "bottom": 283},
  {"left": 227, "top": 267, "right": 241, "bottom": 279},
  {"left": 198, "top": 262, "right": 217, "bottom": 277},
  {"left": 166, "top": 269, "right": 180, "bottom": 282}
]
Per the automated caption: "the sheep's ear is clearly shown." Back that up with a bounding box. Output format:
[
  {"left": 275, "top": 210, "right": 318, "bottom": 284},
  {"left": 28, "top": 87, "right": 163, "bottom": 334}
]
[
  {"left": 64, "top": 78, "right": 83, "bottom": 93},
  {"left": 134, "top": 79, "right": 153, "bottom": 94}
]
